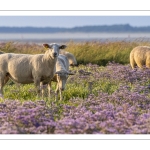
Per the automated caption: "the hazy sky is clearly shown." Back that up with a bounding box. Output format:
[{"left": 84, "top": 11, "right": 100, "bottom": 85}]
[{"left": 0, "top": 16, "right": 150, "bottom": 28}]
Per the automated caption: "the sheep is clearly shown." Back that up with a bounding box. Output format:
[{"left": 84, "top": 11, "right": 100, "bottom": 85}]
[
  {"left": 0, "top": 48, "right": 78, "bottom": 66},
  {"left": 0, "top": 43, "right": 67, "bottom": 98},
  {"left": 41, "top": 54, "right": 74, "bottom": 101},
  {"left": 130, "top": 46, "right": 150, "bottom": 69},
  {"left": 60, "top": 50, "right": 77, "bottom": 66}
]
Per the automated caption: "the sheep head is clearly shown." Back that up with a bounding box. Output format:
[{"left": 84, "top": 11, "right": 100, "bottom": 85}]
[
  {"left": 43, "top": 43, "right": 67, "bottom": 59},
  {"left": 55, "top": 70, "right": 74, "bottom": 91}
]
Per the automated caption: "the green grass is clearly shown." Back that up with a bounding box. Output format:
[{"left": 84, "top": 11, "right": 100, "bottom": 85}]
[
  {"left": 65, "top": 39, "right": 150, "bottom": 65},
  {"left": 1, "top": 64, "right": 120, "bottom": 104},
  {"left": 1, "top": 39, "right": 150, "bottom": 104},
  {"left": 1, "top": 39, "right": 150, "bottom": 66}
]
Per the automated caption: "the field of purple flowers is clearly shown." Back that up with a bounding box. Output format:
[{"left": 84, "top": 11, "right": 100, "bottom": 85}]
[{"left": 0, "top": 62, "right": 150, "bottom": 134}]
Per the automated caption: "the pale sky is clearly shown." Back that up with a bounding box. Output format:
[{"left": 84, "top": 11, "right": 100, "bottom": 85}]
[{"left": 0, "top": 16, "right": 150, "bottom": 28}]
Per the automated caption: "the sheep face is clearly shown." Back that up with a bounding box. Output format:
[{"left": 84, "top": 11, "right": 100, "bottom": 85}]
[
  {"left": 43, "top": 43, "right": 67, "bottom": 59},
  {"left": 55, "top": 71, "right": 74, "bottom": 91},
  {"left": 56, "top": 72, "right": 68, "bottom": 91}
]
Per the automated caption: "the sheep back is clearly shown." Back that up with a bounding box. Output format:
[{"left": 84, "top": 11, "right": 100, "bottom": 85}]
[
  {"left": 130, "top": 46, "right": 150, "bottom": 69},
  {"left": 0, "top": 53, "right": 56, "bottom": 84},
  {"left": 60, "top": 50, "right": 77, "bottom": 66}
]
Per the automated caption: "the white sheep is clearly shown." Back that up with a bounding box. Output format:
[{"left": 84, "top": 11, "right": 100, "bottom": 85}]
[
  {"left": 41, "top": 54, "right": 74, "bottom": 101},
  {"left": 0, "top": 43, "right": 67, "bottom": 98},
  {"left": 130, "top": 46, "right": 150, "bottom": 69},
  {"left": 60, "top": 50, "right": 77, "bottom": 66}
]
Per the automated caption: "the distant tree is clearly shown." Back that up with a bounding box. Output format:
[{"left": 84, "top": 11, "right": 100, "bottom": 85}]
[{"left": 1, "top": 24, "right": 150, "bottom": 33}]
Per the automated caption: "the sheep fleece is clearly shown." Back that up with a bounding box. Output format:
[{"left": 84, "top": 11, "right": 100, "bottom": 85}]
[
  {"left": 0, "top": 53, "right": 56, "bottom": 84},
  {"left": 130, "top": 46, "right": 150, "bottom": 69}
]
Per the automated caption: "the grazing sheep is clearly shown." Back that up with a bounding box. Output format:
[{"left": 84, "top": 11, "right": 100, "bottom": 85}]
[
  {"left": 41, "top": 54, "right": 74, "bottom": 101},
  {"left": 0, "top": 43, "right": 67, "bottom": 98},
  {"left": 60, "top": 50, "right": 77, "bottom": 66},
  {"left": 130, "top": 46, "right": 150, "bottom": 69}
]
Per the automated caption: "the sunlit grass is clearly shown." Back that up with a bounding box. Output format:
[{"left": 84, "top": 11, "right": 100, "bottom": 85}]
[{"left": 0, "top": 43, "right": 150, "bottom": 133}]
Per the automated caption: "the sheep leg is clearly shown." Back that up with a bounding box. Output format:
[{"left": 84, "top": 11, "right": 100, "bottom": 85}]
[
  {"left": 137, "top": 63, "right": 144, "bottom": 69},
  {"left": 40, "top": 82, "right": 45, "bottom": 99},
  {"left": 55, "top": 84, "right": 59, "bottom": 101},
  {"left": 146, "top": 60, "right": 150, "bottom": 68},
  {"left": 59, "top": 89, "right": 63, "bottom": 101},
  {"left": 130, "top": 57, "right": 136, "bottom": 69},
  {"left": 34, "top": 78, "right": 41, "bottom": 97},
  {"left": 47, "top": 82, "right": 51, "bottom": 99},
  {"left": 0, "top": 80, "right": 4, "bottom": 98},
  {"left": 4, "top": 76, "right": 9, "bottom": 85},
  {"left": 0, "top": 73, "right": 8, "bottom": 98}
]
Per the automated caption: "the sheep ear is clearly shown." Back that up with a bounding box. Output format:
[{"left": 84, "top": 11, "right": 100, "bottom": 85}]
[
  {"left": 59, "top": 45, "right": 67, "bottom": 49},
  {"left": 43, "top": 44, "right": 49, "bottom": 49}
]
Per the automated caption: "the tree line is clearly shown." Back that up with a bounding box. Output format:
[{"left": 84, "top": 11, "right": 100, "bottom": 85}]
[{"left": 1, "top": 24, "right": 150, "bottom": 33}]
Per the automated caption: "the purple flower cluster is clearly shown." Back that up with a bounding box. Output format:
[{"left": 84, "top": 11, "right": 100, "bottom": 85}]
[
  {"left": 54, "top": 63, "right": 150, "bottom": 134},
  {"left": 54, "top": 91, "right": 150, "bottom": 134},
  {"left": 0, "top": 100, "right": 56, "bottom": 134},
  {"left": 1, "top": 62, "right": 150, "bottom": 134}
]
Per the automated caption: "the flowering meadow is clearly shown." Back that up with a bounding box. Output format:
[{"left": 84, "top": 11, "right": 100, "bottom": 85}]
[
  {"left": 0, "top": 62, "right": 150, "bottom": 134},
  {"left": 0, "top": 61, "right": 150, "bottom": 134}
]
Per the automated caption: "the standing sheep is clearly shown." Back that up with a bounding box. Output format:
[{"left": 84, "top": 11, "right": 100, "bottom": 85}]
[
  {"left": 60, "top": 50, "right": 77, "bottom": 66},
  {"left": 0, "top": 43, "right": 67, "bottom": 98},
  {"left": 130, "top": 46, "right": 150, "bottom": 69},
  {"left": 41, "top": 54, "right": 74, "bottom": 101}
]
